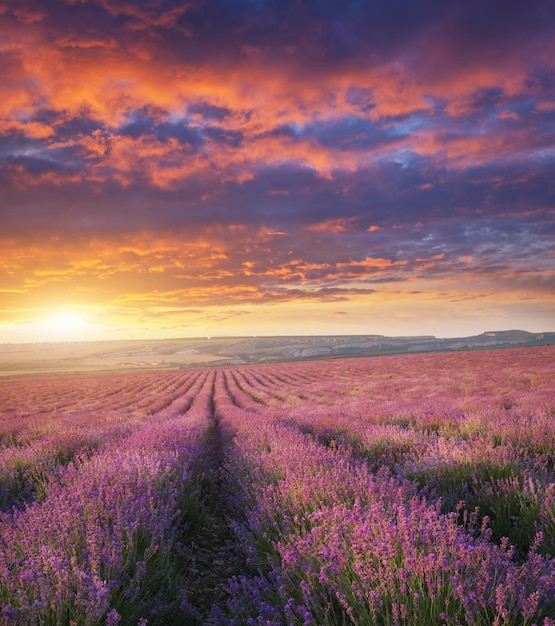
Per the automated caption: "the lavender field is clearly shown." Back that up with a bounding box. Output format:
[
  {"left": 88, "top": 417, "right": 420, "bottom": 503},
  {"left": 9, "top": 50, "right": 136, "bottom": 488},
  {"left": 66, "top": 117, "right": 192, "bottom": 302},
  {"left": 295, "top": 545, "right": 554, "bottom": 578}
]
[{"left": 1, "top": 346, "right": 555, "bottom": 625}]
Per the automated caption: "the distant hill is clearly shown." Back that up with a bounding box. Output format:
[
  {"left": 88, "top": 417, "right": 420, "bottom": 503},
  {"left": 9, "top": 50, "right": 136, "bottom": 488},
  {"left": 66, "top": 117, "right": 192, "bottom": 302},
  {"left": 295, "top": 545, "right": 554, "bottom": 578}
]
[
  {"left": 0, "top": 330, "right": 554, "bottom": 375},
  {"left": 208, "top": 330, "right": 555, "bottom": 365}
]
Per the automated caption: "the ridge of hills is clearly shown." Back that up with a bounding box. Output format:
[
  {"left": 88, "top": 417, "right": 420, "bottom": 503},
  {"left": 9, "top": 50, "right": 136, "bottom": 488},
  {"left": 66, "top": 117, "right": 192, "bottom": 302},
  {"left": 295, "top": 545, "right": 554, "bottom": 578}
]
[{"left": 0, "top": 329, "right": 554, "bottom": 376}]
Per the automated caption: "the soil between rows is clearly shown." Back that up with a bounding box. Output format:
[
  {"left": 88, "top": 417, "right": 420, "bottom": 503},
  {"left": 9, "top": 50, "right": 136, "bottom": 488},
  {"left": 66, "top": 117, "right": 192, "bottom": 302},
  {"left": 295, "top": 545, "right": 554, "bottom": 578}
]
[{"left": 184, "top": 415, "right": 245, "bottom": 624}]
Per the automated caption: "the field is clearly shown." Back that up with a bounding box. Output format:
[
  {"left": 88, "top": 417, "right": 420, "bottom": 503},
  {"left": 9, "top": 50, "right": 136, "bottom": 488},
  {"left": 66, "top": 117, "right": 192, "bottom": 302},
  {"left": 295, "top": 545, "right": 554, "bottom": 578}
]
[
  {"left": 1, "top": 331, "right": 553, "bottom": 376},
  {"left": 1, "top": 345, "right": 555, "bottom": 625}
]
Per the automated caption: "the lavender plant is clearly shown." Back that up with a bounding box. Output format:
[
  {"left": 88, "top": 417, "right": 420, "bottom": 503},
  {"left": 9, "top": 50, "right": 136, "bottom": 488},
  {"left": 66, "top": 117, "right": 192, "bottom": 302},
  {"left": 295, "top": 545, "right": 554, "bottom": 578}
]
[{"left": 0, "top": 346, "right": 554, "bottom": 624}]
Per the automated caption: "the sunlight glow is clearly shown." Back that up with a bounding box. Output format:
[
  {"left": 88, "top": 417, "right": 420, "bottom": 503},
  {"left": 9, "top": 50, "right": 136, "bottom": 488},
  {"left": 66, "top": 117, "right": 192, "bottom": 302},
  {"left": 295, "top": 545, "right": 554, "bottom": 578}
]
[{"left": 40, "top": 310, "right": 97, "bottom": 342}]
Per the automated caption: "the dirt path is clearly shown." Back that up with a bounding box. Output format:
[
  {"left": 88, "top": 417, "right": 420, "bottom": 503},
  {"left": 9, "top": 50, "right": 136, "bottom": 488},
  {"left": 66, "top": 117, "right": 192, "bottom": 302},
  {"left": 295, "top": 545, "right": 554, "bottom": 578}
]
[{"left": 184, "top": 383, "right": 245, "bottom": 624}]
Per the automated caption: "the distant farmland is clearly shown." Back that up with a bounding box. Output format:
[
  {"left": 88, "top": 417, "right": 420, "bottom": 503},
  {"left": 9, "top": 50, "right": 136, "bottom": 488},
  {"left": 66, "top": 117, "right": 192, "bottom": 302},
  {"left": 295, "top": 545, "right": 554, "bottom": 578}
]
[
  {"left": 1, "top": 329, "right": 553, "bottom": 376},
  {"left": 1, "top": 346, "right": 555, "bottom": 624}
]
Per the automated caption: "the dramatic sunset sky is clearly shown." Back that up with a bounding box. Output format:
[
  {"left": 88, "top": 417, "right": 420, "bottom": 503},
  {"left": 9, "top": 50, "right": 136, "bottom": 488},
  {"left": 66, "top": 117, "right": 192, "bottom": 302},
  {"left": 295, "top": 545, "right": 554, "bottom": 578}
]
[{"left": 1, "top": 0, "right": 554, "bottom": 343}]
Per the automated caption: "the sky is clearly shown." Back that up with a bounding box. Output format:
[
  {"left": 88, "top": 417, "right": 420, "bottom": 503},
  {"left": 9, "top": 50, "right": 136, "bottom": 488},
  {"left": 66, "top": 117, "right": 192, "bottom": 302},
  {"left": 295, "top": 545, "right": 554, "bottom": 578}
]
[{"left": 0, "top": 0, "right": 554, "bottom": 343}]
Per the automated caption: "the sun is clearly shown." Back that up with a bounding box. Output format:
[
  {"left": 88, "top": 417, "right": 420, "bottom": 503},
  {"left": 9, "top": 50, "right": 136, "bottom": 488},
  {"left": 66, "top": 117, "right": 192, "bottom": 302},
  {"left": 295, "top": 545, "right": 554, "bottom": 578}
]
[{"left": 40, "top": 309, "right": 96, "bottom": 342}]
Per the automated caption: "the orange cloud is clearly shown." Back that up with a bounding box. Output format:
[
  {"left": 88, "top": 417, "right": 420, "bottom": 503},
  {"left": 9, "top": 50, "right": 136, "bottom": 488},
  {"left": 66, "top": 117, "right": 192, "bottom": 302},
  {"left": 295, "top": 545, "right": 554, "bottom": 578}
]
[
  {"left": 307, "top": 218, "right": 357, "bottom": 233},
  {"left": 0, "top": 120, "right": 54, "bottom": 138},
  {"left": 536, "top": 101, "right": 555, "bottom": 112},
  {"left": 0, "top": 1, "right": 553, "bottom": 340}
]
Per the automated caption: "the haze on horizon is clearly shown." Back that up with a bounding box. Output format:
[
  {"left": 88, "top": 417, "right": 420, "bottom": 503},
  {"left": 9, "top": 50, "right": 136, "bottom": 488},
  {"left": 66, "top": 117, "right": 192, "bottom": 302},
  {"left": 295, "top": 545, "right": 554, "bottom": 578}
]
[{"left": 0, "top": 0, "right": 554, "bottom": 344}]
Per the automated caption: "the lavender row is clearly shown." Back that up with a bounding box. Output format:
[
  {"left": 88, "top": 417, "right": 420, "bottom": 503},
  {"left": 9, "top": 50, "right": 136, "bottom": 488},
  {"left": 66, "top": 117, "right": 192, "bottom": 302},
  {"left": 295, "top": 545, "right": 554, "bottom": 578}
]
[
  {"left": 263, "top": 346, "right": 555, "bottom": 415},
  {"left": 273, "top": 400, "right": 555, "bottom": 555},
  {"left": 0, "top": 370, "right": 213, "bottom": 512},
  {"left": 0, "top": 409, "right": 214, "bottom": 625},
  {"left": 218, "top": 401, "right": 555, "bottom": 625},
  {"left": 0, "top": 369, "right": 200, "bottom": 437},
  {"left": 0, "top": 400, "right": 212, "bottom": 514},
  {"left": 1, "top": 345, "right": 554, "bottom": 623}
]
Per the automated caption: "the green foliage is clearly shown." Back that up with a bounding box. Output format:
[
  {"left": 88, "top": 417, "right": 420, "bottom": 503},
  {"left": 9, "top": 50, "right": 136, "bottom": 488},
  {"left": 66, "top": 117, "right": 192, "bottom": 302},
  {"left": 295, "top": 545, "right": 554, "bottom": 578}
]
[
  {"left": 409, "top": 462, "right": 544, "bottom": 554},
  {"left": 360, "top": 439, "right": 415, "bottom": 469}
]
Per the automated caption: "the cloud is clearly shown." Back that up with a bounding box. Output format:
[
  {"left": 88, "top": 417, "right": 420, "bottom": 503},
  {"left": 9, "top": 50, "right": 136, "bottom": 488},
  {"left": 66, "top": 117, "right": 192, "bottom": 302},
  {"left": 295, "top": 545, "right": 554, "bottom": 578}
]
[{"left": 0, "top": 0, "right": 553, "bottom": 335}]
